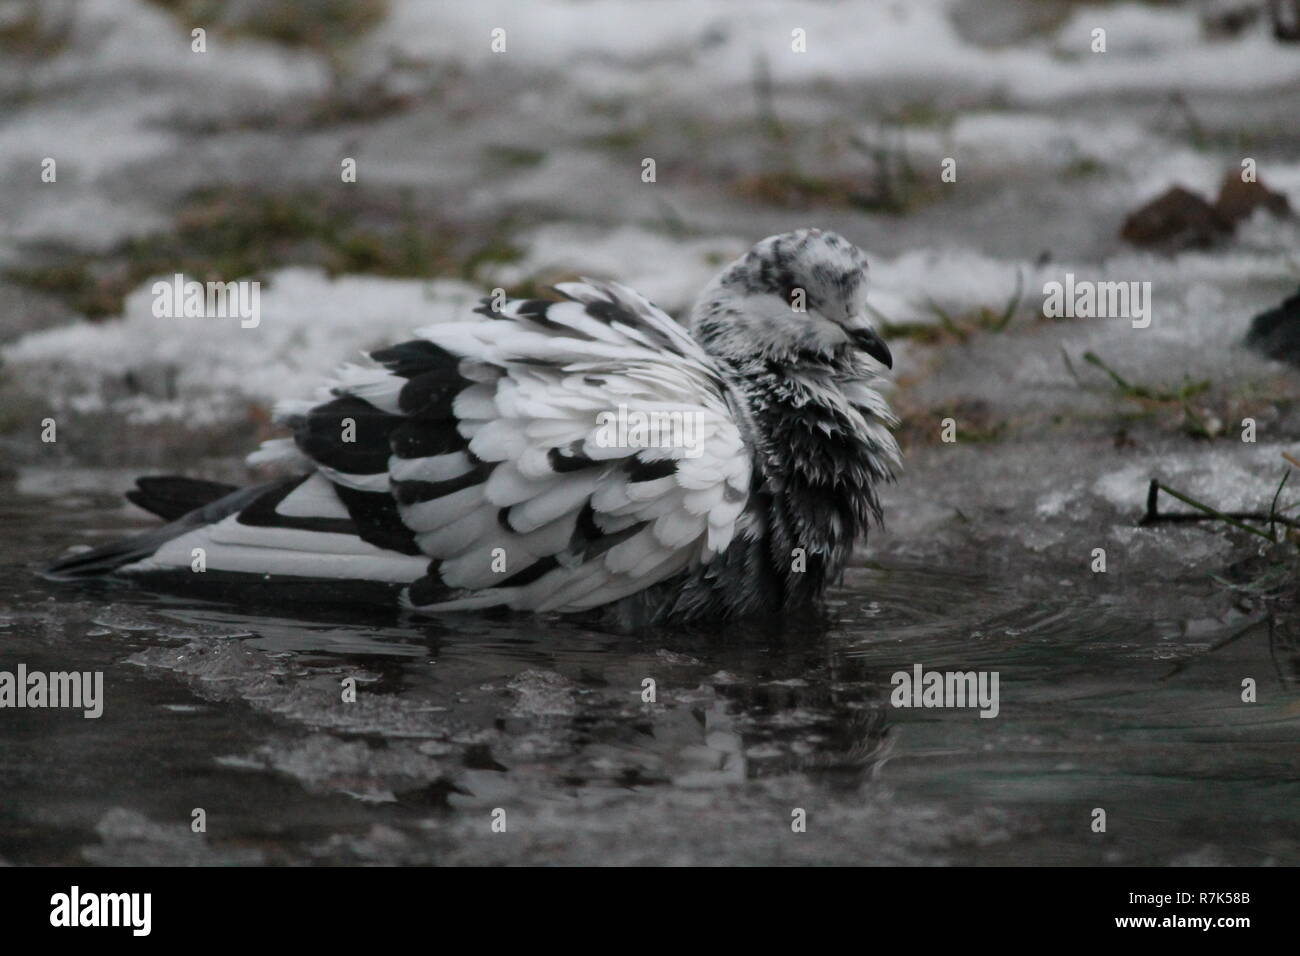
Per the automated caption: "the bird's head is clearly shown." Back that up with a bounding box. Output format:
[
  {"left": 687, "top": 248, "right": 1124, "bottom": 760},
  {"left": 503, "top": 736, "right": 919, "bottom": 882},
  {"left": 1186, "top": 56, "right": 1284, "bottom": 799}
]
[{"left": 689, "top": 228, "right": 891, "bottom": 369}]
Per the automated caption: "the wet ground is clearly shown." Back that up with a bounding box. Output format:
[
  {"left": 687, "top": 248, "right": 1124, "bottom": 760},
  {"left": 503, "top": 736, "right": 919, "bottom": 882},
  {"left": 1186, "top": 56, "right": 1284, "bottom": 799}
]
[{"left": 4, "top": 462, "right": 1298, "bottom": 866}]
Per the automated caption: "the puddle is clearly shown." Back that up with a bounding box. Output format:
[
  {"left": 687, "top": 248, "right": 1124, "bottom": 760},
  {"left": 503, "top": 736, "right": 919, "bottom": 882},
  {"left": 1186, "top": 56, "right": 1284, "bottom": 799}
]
[{"left": 3, "top": 484, "right": 1297, "bottom": 865}]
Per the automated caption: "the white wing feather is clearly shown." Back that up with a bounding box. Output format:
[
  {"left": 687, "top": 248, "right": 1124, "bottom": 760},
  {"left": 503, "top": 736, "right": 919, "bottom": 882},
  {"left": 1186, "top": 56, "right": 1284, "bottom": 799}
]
[{"left": 383, "top": 281, "right": 753, "bottom": 613}]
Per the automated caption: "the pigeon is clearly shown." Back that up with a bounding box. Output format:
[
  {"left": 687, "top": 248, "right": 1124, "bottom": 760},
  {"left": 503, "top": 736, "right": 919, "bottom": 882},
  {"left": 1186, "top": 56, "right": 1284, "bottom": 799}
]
[{"left": 46, "top": 229, "right": 900, "bottom": 628}]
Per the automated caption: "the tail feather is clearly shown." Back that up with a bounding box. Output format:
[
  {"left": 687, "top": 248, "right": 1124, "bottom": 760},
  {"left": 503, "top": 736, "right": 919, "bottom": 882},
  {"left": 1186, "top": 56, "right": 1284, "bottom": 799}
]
[
  {"left": 44, "top": 481, "right": 282, "bottom": 579},
  {"left": 126, "top": 476, "right": 241, "bottom": 521}
]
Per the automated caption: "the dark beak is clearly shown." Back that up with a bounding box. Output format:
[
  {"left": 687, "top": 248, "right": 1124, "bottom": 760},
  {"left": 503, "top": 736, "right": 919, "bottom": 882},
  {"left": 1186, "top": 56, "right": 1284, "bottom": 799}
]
[{"left": 849, "top": 327, "right": 892, "bottom": 368}]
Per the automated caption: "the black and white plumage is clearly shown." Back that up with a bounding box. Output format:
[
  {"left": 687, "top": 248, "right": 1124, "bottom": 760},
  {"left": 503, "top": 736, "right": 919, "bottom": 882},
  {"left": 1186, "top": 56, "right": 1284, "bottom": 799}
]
[{"left": 47, "top": 229, "right": 900, "bottom": 628}]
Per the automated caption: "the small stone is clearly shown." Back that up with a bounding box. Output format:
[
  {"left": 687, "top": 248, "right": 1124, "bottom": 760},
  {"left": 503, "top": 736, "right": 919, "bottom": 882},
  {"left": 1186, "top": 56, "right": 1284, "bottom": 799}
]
[
  {"left": 1213, "top": 171, "right": 1291, "bottom": 224},
  {"left": 1244, "top": 286, "right": 1300, "bottom": 365},
  {"left": 1202, "top": 1, "right": 1264, "bottom": 39},
  {"left": 1271, "top": 0, "right": 1300, "bottom": 41},
  {"left": 1120, "top": 186, "right": 1232, "bottom": 251}
]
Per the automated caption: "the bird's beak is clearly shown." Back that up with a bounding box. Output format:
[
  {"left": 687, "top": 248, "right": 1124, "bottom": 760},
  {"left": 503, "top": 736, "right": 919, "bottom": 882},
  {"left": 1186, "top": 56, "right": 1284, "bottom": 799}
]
[{"left": 848, "top": 325, "right": 892, "bottom": 368}]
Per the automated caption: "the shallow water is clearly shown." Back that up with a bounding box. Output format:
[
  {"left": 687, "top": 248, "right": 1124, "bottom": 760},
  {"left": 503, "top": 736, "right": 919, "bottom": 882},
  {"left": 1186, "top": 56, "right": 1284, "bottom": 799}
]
[{"left": 3, "top": 473, "right": 1297, "bottom": 866}]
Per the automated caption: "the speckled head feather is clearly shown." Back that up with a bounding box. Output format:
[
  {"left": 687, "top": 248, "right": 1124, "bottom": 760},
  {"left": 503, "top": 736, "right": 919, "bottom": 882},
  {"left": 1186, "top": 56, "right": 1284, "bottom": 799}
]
[{"left": 689, "top": 228, "right": 890, "bottom": 369}]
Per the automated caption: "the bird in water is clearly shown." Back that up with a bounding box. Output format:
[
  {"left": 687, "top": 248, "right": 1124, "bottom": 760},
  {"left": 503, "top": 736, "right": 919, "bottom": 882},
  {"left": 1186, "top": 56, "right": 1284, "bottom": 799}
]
[{"left": 46, "top": 229, "right": 899, "bottom": 628}]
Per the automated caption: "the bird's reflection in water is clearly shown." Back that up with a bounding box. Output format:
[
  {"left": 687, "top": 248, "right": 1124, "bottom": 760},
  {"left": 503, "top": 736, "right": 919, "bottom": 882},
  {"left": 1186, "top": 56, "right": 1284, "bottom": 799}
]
[
  {"left": 147, "top": 592, "right": 899, "bottom": 799},
  {"left": 511, "top": 622, "right": 898, "bottom": 795}
]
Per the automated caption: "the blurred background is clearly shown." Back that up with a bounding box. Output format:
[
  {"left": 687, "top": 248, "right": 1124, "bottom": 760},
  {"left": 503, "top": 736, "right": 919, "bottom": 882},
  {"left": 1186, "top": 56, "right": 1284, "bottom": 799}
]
[
  {"left": 1, "top": 0, "right": 1300, "bottom": 866},
  {"left": 1, "top": 0, "right": 1298, "bottom": 466}
]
